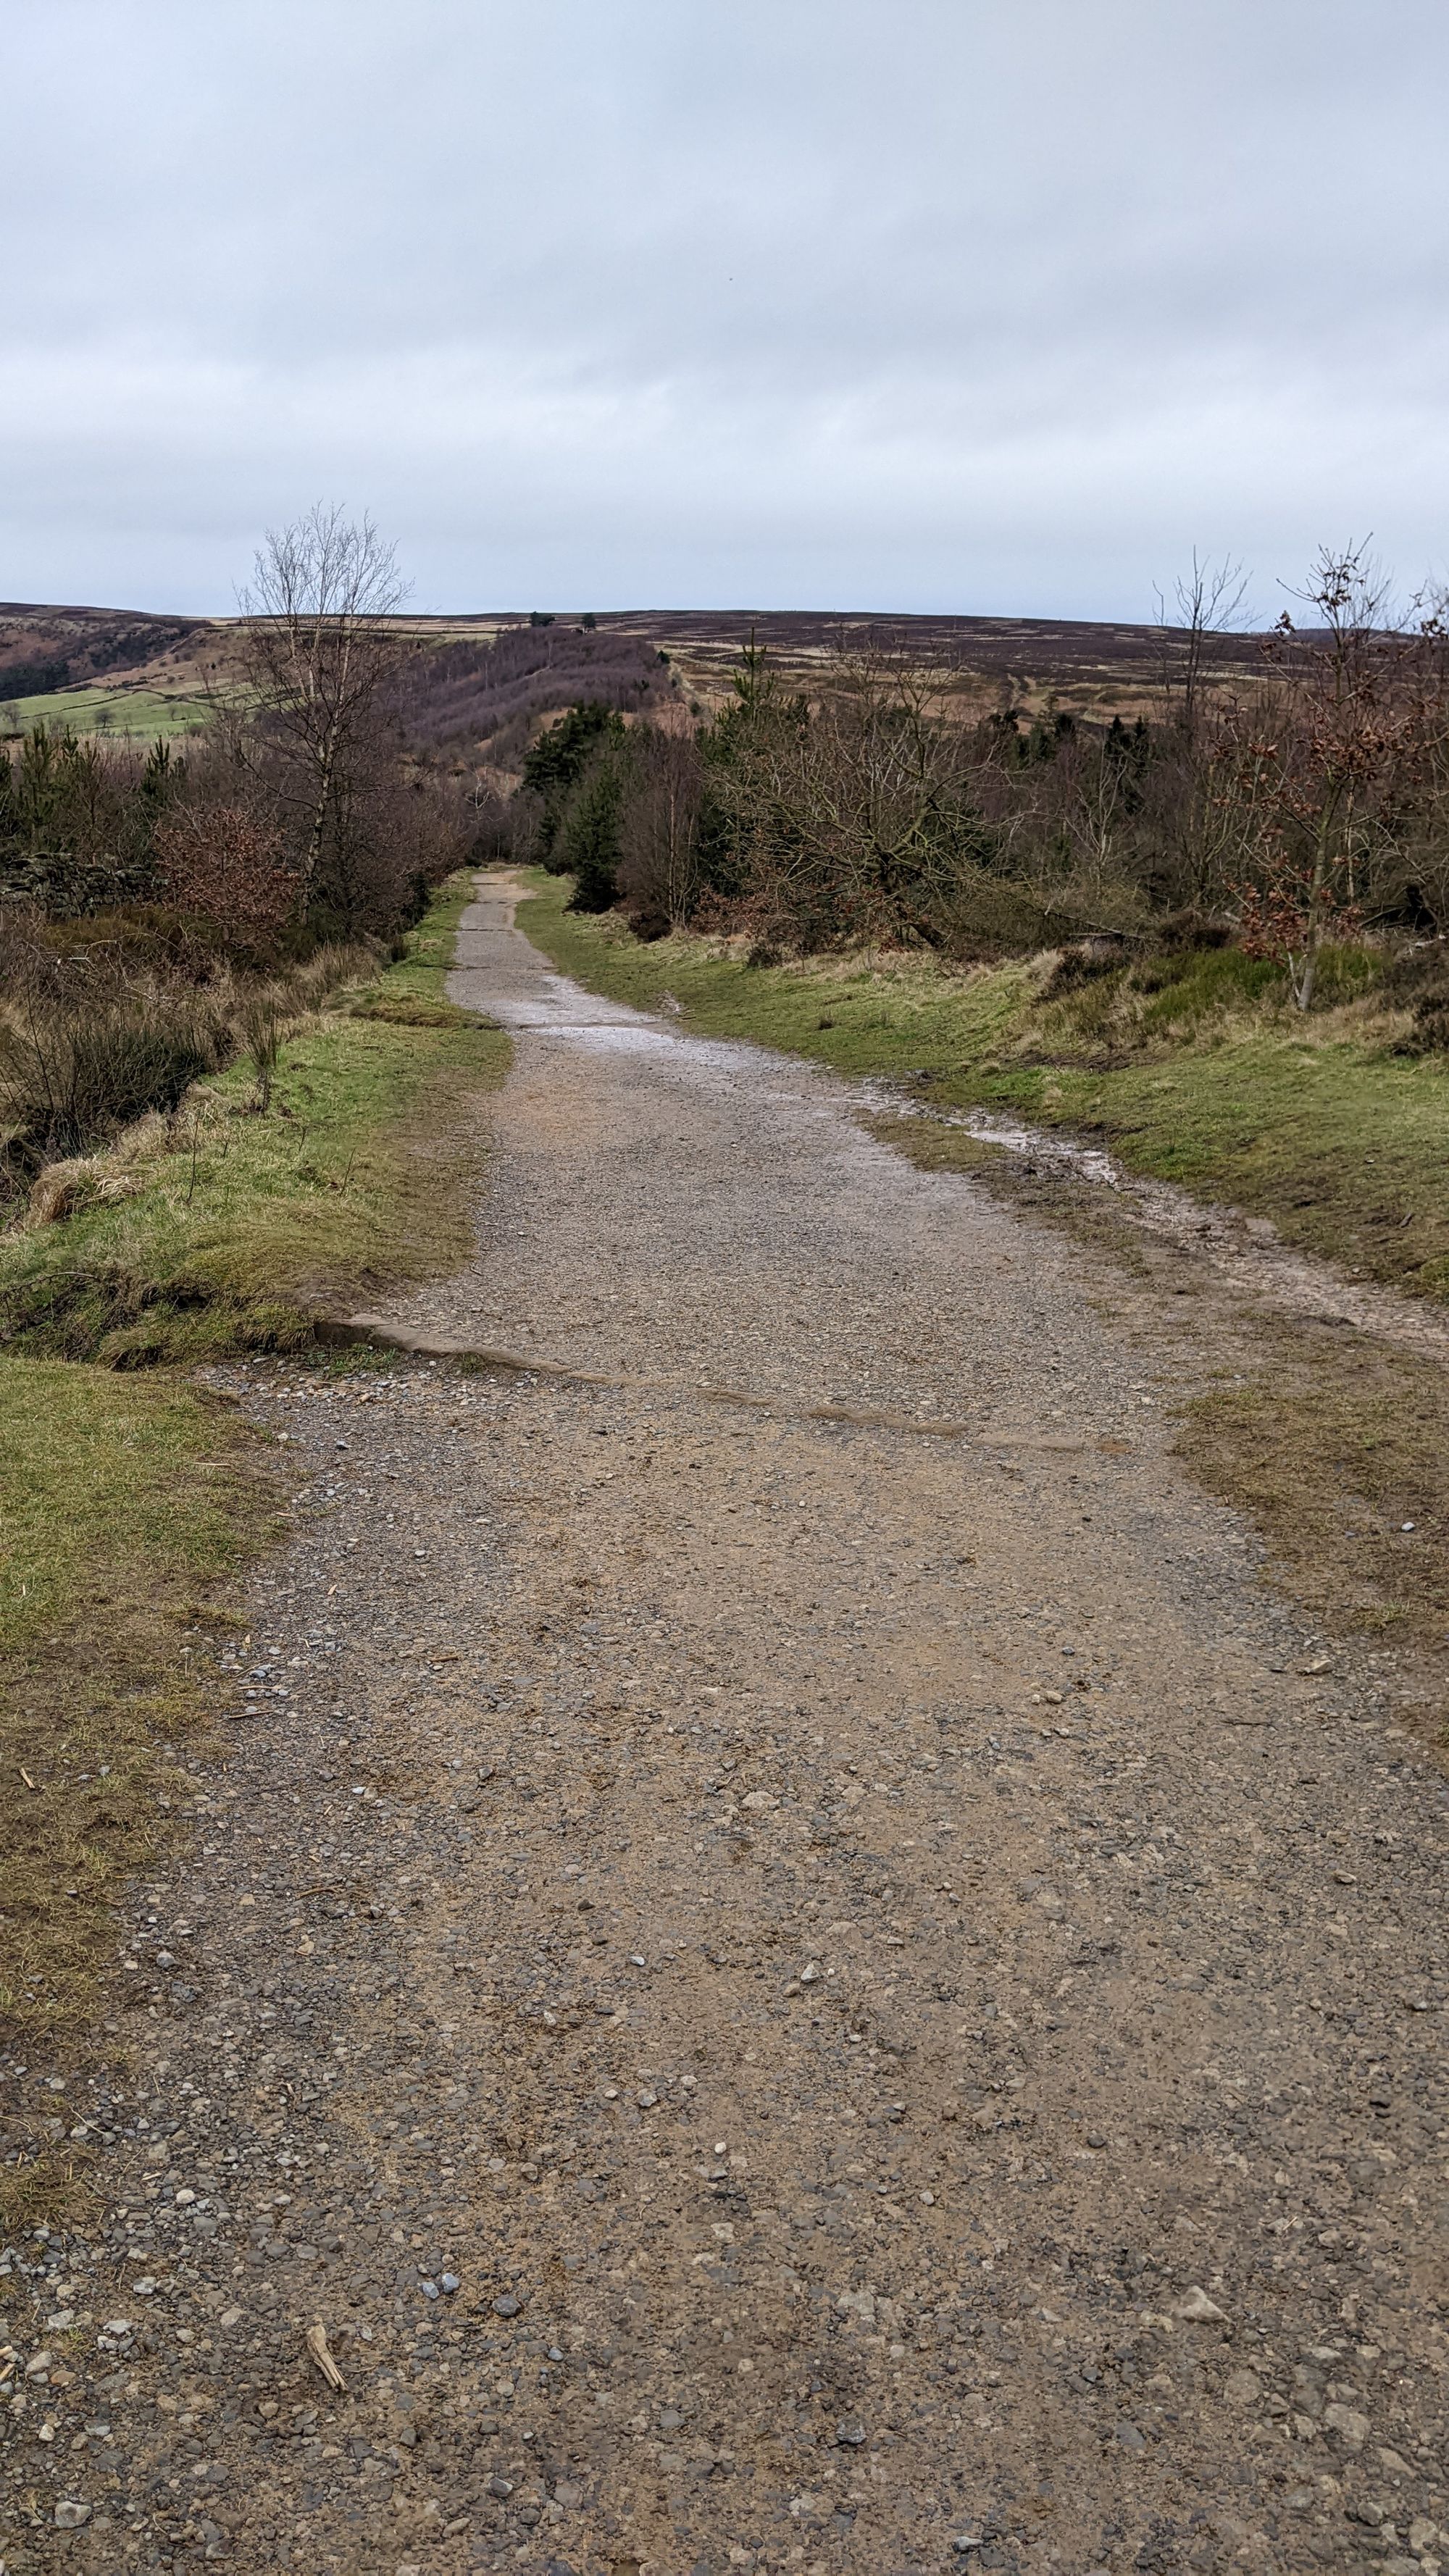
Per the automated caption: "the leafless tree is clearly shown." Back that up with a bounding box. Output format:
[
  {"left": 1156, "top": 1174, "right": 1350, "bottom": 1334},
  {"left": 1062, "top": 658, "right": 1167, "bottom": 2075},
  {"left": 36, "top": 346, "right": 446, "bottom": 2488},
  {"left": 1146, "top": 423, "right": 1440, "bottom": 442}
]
[
  {"left": 719, "top": 640, "right": 990, "bottom": 949},
  {"left": 1216, "top": 544, "right": 1413, "bottom": 1008},
  {"left": 617, "top": 726, "right": 704, "bottom": 931},
  {"left": 1155, "top": 550, "right": 1252, "bottom": 738},
  {"left": 238, "top": 505, "right": 409, "bottom": 905}
]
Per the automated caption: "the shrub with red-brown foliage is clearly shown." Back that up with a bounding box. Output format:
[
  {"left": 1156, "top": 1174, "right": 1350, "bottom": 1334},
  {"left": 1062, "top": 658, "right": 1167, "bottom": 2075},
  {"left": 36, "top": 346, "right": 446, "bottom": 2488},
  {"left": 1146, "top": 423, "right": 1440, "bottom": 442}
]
[{"left": 153, "top": 803, "right": 300, "bottom": 947}]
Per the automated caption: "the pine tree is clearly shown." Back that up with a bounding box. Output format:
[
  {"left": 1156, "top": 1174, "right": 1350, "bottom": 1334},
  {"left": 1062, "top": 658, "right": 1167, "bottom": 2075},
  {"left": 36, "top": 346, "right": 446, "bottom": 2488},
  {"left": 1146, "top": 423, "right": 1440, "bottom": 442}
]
[{"left": 559, "top": 758, "right": 623, "bottom": 911}]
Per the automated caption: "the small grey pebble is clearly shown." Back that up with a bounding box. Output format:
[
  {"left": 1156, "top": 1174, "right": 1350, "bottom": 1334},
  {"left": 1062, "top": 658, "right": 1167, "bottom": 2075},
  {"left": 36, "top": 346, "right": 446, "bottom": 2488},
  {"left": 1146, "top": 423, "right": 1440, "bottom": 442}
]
[
  {"left": 420, "top": 2279, "right": 439, "bottom": 2300},
  {"left": 440, "top": 2272, "right": 461, "bottom": 2293},
  {"left": 493, "top": 2292, "right": 521, "bottom": 2317}
]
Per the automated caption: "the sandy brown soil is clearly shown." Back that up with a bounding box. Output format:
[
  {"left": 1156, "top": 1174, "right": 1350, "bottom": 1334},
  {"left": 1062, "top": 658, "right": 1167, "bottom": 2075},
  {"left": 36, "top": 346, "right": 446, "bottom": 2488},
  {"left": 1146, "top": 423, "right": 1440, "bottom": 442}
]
[{"left": 4, "top": 879, "right": 1448, "bottom": 2576}]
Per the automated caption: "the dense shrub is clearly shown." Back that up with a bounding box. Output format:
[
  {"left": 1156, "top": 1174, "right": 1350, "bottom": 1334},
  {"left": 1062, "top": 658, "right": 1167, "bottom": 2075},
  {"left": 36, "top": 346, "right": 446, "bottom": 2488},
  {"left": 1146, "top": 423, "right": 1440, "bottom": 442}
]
[
  {"left": 522, "top": 559, "right": 1449, "bottom": 1006},
  {"left": 557, "top": 760, "right": 625, "bottom": 912},
  {"left": 154, "top": 803, "right": 297, "bottom": 944},
  {"left": 0, "top": 726, "right": 175, "bottom": 914},
  {"left": 521, "top": 703, "right": 625, "bottom": 863}
]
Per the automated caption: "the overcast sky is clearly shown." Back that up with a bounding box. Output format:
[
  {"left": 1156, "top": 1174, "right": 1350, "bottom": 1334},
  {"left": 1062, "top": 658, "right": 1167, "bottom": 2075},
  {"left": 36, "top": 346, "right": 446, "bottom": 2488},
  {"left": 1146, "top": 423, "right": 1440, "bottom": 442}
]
[{"left": 4, "top": 0, "right": 1448, "bottom": 619}]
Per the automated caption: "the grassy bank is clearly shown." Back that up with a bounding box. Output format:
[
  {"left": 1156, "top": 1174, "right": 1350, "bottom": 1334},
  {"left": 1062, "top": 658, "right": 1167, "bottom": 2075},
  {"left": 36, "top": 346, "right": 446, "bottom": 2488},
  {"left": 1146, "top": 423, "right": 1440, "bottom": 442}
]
[
  {"left": 0, "top": 681, "right": 215, "bottom": 738},
  {"left": 0, "top": 872, "right": 509, "bottom": 1363},
  {"left": 0, "top": 874, "right": 503, "bottom": 2212},
  {"left": 0, "top": 1350, "right": 279, "bottom": 2223},
  {"left": 517, "top": 870, "right": 1449, "bottom": 1305},
  {"left": 0, "top": 1366, "right": 275, "bottom": 2057}
]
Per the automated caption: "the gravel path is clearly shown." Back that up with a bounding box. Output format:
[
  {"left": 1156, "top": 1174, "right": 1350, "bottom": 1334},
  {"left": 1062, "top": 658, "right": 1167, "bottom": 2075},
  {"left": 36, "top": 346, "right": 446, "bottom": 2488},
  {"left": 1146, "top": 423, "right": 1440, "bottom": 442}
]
[{"left": 5, "top": 877, "right": 1448, "bottom": 2576}]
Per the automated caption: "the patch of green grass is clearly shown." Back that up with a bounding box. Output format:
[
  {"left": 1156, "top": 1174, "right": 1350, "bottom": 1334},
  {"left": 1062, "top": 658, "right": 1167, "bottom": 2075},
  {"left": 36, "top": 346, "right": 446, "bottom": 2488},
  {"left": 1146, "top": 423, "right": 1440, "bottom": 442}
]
[
  {"left": 0, "top": 683, "right": 217, "bottom": 738},
  {"left": 0, "top": 1361, "right": 278, "bottom": 2214},
  {"left": 517, "top": 871, "right": 1449, "bottom": 1303},
  {"left": 0, "top": 1367, "right": 251, "bottom": 1655},
  {"left": 0, "top": 873, "right": 509, "bottom": 1361},
  {"left": 1179, "top": 1322, "right": 1449, "bottom": 1667},
  {"left": 0, "top": 874, "right": 499, "bottom": 2218}
]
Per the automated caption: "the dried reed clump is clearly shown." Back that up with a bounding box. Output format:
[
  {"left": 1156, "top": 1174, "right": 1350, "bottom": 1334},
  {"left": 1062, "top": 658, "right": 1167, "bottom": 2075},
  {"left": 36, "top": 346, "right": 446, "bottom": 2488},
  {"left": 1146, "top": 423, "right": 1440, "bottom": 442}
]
[
  {"left": 26, "top": 1158, "right": 146, "bottom": 1226},
  {"left": 0, "top": 984, "right": 235, "bottom": 1174},
  {"left": 233, "top": 987, "right": 285, "bottom": 1111},
  {"left": 0, "top": 934, "right": 377, "bottom": 1197}
]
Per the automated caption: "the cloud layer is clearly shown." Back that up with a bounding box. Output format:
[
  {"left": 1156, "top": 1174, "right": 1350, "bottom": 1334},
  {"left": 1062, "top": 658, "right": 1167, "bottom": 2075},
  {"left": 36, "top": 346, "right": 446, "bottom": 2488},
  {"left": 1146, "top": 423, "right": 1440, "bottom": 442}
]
[{"left": 4, "top": 0, "right": 1447, "bottom": 616}]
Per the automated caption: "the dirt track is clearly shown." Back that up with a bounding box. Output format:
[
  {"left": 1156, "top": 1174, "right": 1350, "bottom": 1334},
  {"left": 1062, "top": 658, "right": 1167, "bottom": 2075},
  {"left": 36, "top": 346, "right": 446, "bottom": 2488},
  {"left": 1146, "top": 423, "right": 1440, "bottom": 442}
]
[{"left": 7, "top": 876, "right": 1448, "bottom": 2576}]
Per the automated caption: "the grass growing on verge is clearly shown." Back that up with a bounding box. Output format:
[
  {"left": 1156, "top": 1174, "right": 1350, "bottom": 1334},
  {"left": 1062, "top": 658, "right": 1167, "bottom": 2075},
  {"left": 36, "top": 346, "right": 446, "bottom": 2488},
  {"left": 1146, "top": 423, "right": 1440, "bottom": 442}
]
[
  {"left": 517, "top": 870, "right": 1449, "bottom": 1305},
  {"left": 1180, "top": 1323, "right": 1449, "bottom": 1660},
  {"left": 0, "top": 872, "right": 509, "bottom": 1363},
  {"left": 0, "top": 874, "right": 501, "bottom": 2217},
  {"left": 0, "top": 1362, "right": 279, "bottom": 2217}
]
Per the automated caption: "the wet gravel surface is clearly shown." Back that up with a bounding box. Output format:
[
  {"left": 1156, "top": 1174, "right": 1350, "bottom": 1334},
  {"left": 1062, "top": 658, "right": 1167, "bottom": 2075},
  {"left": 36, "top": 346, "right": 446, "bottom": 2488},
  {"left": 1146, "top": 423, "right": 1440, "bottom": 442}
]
[{"left": 4, "top": 879, "right": 1448, "bottom": 2576}]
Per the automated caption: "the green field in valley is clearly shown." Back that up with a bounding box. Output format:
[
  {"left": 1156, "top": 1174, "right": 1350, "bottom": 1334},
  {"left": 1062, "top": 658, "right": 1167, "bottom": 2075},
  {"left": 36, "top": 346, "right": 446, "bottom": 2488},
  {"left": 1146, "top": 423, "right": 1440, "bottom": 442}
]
[{"left": 0, "top": 682, "right": 216, "bottom": 738}]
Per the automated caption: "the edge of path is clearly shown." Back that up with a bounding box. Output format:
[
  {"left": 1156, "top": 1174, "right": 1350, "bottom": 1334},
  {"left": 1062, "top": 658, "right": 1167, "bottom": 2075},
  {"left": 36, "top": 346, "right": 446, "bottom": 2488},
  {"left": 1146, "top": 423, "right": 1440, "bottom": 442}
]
[
  {"left": 505, "top": 867, "right": 1449, "bottom": 1764},
  {"left": 0, "top": 877, "right": 509, "bottom": 2228}
]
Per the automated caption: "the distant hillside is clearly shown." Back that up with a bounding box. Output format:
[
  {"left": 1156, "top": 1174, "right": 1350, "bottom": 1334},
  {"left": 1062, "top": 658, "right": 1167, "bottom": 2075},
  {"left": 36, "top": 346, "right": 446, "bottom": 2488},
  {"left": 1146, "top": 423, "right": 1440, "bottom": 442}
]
[
  {"left": 0, "top": 601, "right": 1269, "bottom": 750},
  {"left": 0, "top": 604, "right": 220, "bottom": 736},
  {"left": 0, "top": 603, "right": 205, "bottom": 702},
  {"left": 586, "top": 607, "right": 1267, "bottom": 722},
  {"left": 386, "top": 622, "right": 677, "bottom": 771}
]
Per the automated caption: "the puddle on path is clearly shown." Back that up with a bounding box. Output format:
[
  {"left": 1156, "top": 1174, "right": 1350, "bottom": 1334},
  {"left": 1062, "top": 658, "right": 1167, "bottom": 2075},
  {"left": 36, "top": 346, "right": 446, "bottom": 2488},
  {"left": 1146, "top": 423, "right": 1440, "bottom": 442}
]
[
  {"left": 859, "top": 1076, "right": 1124, "bottom": 1187},
  {"left": 859, "top": 1075, "right": 1449, "bottom": 1360}
]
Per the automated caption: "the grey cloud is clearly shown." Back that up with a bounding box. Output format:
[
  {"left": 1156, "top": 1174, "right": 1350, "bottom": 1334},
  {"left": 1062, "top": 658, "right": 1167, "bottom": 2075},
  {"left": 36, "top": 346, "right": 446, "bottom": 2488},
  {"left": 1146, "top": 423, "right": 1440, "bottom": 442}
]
[{"left": 2, "top": 0, "right": 1447, "bottom": 614}]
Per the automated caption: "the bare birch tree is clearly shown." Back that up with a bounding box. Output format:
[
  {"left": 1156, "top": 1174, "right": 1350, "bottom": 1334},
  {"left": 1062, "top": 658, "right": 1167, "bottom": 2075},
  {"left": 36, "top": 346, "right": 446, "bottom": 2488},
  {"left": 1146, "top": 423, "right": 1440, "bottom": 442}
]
[
  {"left": 1217, "top": 545, "right": 1411, "bottom": 1008},
  {"left": 617, "top": 725, "right": 704, "bottom": 930},
  {"left": 1155, "top": 550, "right": 1251, "bottom": 738},
  {"left": 238, "top": 505, "right": 409, "bottom": 905}
]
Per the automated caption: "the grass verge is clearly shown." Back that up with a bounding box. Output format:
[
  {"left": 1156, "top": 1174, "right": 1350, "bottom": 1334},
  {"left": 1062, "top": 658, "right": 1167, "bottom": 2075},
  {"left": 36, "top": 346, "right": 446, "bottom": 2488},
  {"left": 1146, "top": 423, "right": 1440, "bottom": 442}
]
[
  {"left": 0, "top": 873, "right": 502, "bottom": 2222},
  {"left": 0, "top": 1364, "right": 279, "bottom": 2221},
  {"left": 1179, "top": 1321, "right": 1449, "bottom": 1665},
  {"left": 0, "top": 872, "right": 509, "bottom": 1363},
  {"left": 517, "top": 871, "right": 1449, "bottom": 1305}
]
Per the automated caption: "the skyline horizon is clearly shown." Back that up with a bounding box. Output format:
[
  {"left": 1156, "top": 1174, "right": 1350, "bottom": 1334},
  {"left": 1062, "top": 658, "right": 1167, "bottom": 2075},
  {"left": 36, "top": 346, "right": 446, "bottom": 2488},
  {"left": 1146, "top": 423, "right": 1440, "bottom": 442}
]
[{"left": 4, "top": 4, "right": 1446, "bottom": 623}]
